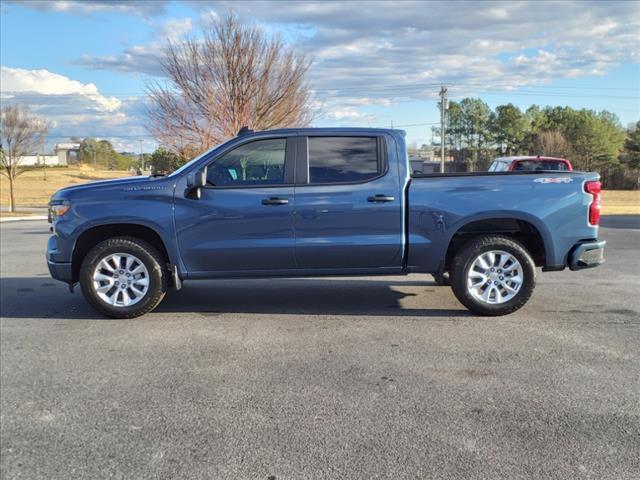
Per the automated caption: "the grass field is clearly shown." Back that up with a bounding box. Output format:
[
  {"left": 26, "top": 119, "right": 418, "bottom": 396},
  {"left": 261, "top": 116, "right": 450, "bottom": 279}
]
[
  {"left": 1, "top": 166, "right": 638, "bottom": 215},
  {"left": 0, "top": 166, "right": 132, "bottom": 211},
  {"left": 600, "top": 190, "right": 640, "bottom": 215}
]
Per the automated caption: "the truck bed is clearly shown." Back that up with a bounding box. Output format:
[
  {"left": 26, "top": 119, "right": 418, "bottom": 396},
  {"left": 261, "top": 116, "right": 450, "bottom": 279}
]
[{"left": 406, "top": 170, "right": 599, "bottom": 272}]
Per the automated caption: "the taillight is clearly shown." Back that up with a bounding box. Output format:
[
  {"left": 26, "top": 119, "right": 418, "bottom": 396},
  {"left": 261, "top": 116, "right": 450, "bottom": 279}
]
[{"left": 585, "top": 181, "right": 601, "bottom": 226}]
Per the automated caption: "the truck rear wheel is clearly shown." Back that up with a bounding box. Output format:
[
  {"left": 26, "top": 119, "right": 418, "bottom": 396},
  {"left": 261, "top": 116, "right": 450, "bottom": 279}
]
[
  {"left": 80, "top": 237, "right": 167, "bottom": 319},
  {"left": 450, "top": 235, "right": 536, "bottom": 316}
]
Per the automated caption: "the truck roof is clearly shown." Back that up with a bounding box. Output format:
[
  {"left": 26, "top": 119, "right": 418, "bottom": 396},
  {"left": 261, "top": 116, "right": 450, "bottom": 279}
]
[
  {"left": 494, "top": 156, "right": 568, "bottom": 162},
  {"left": 238, "top": 127, "right": 405, "bottom": 137}
]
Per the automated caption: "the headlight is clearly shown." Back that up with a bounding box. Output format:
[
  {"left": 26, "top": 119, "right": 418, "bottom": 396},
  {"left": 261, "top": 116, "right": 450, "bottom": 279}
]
[{"left": 49, "top": 201, "right": 70, "bottom": 222}]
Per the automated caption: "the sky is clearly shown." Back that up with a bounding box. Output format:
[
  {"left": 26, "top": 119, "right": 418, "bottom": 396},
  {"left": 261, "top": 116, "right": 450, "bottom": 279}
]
[{"left": 1, "top": 0, "right": 639, "bottom": 153}]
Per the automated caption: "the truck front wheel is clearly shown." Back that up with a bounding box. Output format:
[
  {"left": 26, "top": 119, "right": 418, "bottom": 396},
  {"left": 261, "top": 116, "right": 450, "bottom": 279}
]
[
  {"left": 450, "top": 235, "right": 536, "bottom": 316},
  {"left": 79, "top": 237, "right": 167, "bottom": 319}
]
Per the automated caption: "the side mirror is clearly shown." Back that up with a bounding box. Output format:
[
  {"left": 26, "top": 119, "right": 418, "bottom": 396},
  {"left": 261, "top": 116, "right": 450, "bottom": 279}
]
[{"left": 186, "top": 167, "right": 207, "bottom": 199}]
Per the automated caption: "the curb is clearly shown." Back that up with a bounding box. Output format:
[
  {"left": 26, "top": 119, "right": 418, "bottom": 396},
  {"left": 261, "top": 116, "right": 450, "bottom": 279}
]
[{"left": 0, "top": 215, "right": 48, "bottom": 223}]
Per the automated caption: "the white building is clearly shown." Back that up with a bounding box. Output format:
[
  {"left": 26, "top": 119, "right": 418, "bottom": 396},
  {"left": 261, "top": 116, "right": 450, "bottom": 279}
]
[
  {"left": 17, "top": 154, "right": 62, "bottom": 166},
  {"left": 16, "top": 143, "right": 80, "bottom": 166}
]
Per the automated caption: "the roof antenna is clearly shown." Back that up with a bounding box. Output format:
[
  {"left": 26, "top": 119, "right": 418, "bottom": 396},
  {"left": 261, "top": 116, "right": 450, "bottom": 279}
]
[{"left": 237, "top": 126, "right": 253, "bottom": 136}]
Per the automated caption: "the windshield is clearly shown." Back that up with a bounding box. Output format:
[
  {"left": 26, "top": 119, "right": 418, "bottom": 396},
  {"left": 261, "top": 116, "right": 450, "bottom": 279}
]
[{"left": 168, "top": 142, "right": 225, "bottom": 177}]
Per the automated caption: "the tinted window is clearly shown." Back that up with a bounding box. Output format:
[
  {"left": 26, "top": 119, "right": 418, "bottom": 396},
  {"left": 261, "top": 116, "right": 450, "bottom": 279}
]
[
  {"left": 308, "top": 137, "right": 379, "bottom": 183},
  {"left": 207, "top": 138, "right": 286, "bottom": 186},
  {"left": 513, "top": 160, "right": 568, "bottom": 171}
]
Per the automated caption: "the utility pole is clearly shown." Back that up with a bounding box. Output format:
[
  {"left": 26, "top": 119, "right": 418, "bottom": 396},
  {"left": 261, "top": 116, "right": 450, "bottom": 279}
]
[
  {"left": 439, "top": 86, "right": 448, "bottom": 173},
  {"left": 41, "top": 139, "right": 46, "bottom": 181},
  {"left": 139, "top": 139, "right": 144, "bottom": 170}
]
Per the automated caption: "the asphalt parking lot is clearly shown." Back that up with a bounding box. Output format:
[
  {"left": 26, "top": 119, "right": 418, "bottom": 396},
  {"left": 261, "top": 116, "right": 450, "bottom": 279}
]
[{"left": 1, "top": 218, "right": 639, "bottom": 480}]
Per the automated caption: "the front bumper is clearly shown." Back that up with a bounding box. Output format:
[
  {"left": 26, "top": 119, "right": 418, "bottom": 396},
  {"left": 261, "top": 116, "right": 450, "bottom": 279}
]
[
  {"left": 569, "top": 240, "right": 606, "bottom": 271},
  {"left": 46, "top": 235, "right": 73, "bottom": 283},
  {"left": 47, "top": 259, "right": 73, "bottom": 283}
]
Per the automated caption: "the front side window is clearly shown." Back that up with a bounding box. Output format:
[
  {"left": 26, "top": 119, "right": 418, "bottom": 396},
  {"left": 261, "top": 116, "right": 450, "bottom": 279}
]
[
  {"left": 206, "top": 138, "right": 286, "bottom": 186},
  {"left": 308, "top": 136, "right": 380, "bottom": 184}
]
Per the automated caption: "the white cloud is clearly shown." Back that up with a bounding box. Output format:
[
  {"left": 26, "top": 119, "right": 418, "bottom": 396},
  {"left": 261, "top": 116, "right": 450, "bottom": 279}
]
[
  {"left": 7, "top": 0, "right": 166, "bottom": 16},
  {"left": 75, "top": 17, "right": 195, "bottom": 76},
  {"left": 155, "top": 17, "right": 194, "bottom": 42},
  {"left": 1, "top": 66, "right": 122, "bottom": 112},
  {"left": 0, "top": 66, "right": 151, "bottom": 151},
  {"left": 325, "top": 108, "right": 366, "bottom": 120},
  {"left": 5, "top": 1, "right": 639, "bottom": 147},
  {"left": 201, "top": 0, "right": 639, "bottom": 97},
  {"left": 70, "top": 0, "right": 639, "bottom": 109},
  {"left": 485, "top": 7, "right": 509, "bottom": 20}
]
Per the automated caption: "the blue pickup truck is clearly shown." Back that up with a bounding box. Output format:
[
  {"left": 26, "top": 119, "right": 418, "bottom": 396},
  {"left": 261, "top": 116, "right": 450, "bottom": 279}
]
[{"left": 47, "top": 128, "right": 605, "bottom": 318}]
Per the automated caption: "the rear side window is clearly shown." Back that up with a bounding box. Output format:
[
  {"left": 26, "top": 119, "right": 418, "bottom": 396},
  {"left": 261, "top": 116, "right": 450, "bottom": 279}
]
[{"left": 308, "top": 136, "right": 380, "bottom": 184}]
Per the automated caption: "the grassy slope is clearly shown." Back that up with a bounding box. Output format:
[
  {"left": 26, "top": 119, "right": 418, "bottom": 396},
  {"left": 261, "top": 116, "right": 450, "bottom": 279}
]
[
  {"left": 0, "top": 167, "right": 131, "bottom": 209},
  {"left": 600, "top": 190, "right": 640, "bottom": 215}
]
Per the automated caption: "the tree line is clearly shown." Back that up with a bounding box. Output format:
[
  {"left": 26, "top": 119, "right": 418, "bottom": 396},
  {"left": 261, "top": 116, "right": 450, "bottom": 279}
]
[
  {"left": 75, "top": 138, "right": 140, "bottom": 171},
  {"left": 440, "top": 98, "right": 638, "bottom": 188}
]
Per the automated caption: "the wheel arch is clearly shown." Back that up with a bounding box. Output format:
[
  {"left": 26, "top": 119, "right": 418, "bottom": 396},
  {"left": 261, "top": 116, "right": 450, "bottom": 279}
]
[
  {"left": 443, "top": 213, "right": 552, "bottom": 271},
  {"left": 71, "top": 223, "right": 172, "bottom": 283}
]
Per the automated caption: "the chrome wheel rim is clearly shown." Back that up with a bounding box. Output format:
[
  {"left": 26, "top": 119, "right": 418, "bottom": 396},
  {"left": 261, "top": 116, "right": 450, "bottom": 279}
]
[
  {"left": 467, "top": 250, "right": 523, "bottom": 304},
  {"left": 92, "top": 253, "right": 150, "bottom": 307}
]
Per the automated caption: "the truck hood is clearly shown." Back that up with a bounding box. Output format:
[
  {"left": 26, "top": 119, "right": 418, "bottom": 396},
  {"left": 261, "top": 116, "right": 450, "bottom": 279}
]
[{"left": 51, "top": 175, "right": 169, "bottom": 202}]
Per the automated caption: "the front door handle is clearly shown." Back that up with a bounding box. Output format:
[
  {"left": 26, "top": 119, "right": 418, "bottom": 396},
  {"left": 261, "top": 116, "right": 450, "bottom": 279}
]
[
  {"left": 262, "top": 197, "right": 289, "bottom": 206},
  {"left": 367, "top": 194, "right": 395, "bottom": 203}
]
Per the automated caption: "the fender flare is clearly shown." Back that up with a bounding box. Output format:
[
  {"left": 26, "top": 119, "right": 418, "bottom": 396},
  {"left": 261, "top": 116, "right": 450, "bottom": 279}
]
[
  {"left": 71, "top": 219, "right": 184, "bottom": 279},
  {"left": 442, "top": 211, "right": 555, "bottom": 267}
]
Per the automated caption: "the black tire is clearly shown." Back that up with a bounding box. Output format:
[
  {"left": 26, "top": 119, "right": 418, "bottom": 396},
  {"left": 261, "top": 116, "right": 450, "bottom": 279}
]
[
  {"left": 450, "top": 235, "right": 536, "bottom": 316},
  {"left": 80, "top": 237, "right": 167, "bottom": 319}
]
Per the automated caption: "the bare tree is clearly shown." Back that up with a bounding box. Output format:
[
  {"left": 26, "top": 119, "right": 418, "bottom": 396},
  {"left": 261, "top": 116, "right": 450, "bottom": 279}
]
[
  {"left": 534, "top": 130, "right": 573, "bottom": 159},
  {"left": 146, "top": 14, "right": 312, "bottom": 159},
  {"left": 0, "top": 105, "right": 48, "bottom": 212}
]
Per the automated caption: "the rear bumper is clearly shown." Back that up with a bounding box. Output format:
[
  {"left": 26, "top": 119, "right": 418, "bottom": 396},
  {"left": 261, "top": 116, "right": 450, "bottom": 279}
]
[{"left": 569, "top": 240, "right": 606, "bottom": 271}]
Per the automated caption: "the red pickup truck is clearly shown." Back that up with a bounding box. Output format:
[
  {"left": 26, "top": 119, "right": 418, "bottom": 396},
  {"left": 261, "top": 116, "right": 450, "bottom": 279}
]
[{"left": 489, "top": 156, "right": 573, "bottom": 172}]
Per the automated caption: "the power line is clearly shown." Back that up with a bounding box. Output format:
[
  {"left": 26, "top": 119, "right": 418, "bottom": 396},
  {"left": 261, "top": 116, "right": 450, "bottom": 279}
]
[
  {"left": 455, "top": 91, "right": 640, "bottom": 100},
  {"left": 4, "top": 82, "right": 639, "bottom": 100},
  {"left": 2, "top": 82, "right": 638, "bottom": 97},
  {"left": 376, "top": 96, "right": 640, "bottom": 112},
  {"left": 387, "top": 121, "right": 440, "bottom": 128},
  {"left": 43, "top": 134, "right": 154, "bottom": 138}
]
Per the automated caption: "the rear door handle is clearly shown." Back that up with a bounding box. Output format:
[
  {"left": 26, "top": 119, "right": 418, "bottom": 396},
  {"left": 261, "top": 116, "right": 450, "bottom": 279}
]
[
  {"left": 262, "top": 197, "right": 289, "bottom": 206},
  {"left": 367, "top": 194, "right": 395, "bottom": 203}
]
